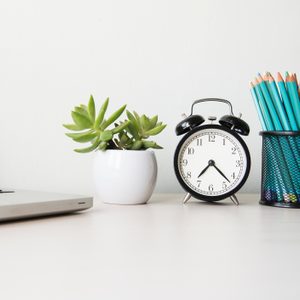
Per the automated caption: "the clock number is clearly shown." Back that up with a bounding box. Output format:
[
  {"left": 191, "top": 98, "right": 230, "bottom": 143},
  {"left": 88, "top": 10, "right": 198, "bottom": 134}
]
[
  {"left": 232, "top": 147, "right": 237, "bottom": 155},
  {"left": 208, "top": 184, "right": 214, "bottom": 191},
  {"left": 208, "top": 135, "right": 215, "bottom": 142},
  {"left": 231, "top": 172, "right": 236, "bottom": 180},
  {"left": 222, "top": 181, "right": 227, "bottom": 189},
  {"left": 197, "top": 139, "right": 202, "bottom": 146},
  {"left": 197, "top": 180, "right": 201, "bottom": 188},
  {"left": 186, "top": 171, "right": 191, "bottom": 179},
  {"left": 236, "top": 160, "right": 242, "bottom": 167},
  {"left": 187, "top": 147, "right": 195, "bottom": 155},
  {"left": 223, "top": 138, "right": 226, "bottom": 146},
  {"left": 182, "top": 159, "right": 188, "bottom": 166}
]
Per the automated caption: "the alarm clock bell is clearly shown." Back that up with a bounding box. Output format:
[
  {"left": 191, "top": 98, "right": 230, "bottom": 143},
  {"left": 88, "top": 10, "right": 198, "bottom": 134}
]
[
  {"left": 219, "top": 115, "right": 250, "bottom": 136},
  {"left": 175, "top": 115, "right": 205, "bottom": 136}
]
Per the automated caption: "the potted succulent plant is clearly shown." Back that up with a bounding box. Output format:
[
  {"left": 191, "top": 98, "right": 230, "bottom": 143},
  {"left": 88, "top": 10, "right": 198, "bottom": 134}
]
[{"left": 63, "top": 95, "right": 166, "bottom": 204}]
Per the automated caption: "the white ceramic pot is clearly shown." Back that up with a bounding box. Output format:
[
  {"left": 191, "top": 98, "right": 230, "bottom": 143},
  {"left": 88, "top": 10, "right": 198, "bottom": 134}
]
[{"left": 93, "top": 150, "right": 157, "bottom": 204}]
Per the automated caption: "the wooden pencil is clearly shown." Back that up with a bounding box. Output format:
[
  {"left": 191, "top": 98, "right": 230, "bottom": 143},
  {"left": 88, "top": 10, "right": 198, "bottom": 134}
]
[
  {"left": 293, "top": 73, "right": 298, "bottom": 90},
  {"left": 286, "top": 74, "right": 300, "bottom": 129},
  {"left": 253, "top": 78, "right": 275, "bottom": 130},
  {"left": 250, "top": 82, "right": 267, "bottom": 130},
  {"left": 257, "top": 74, "right": 283, "bottom": 130},
  {"left": 277, "top": 72, "right": 298, "bottom": 130},
  {"left": 267, "top": 73, "right": 291, "bottom": 130}
]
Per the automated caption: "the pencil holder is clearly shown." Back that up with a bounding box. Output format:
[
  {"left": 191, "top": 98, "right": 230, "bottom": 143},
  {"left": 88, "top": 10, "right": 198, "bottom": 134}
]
[{"left": 260, "top": 131, "right": 300, "bottom": 208}]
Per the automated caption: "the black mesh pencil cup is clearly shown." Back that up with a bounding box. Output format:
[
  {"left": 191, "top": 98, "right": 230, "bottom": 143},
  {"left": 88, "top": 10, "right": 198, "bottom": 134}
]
[{"left": 260, "top": 131, "right": 300, "bottom": 208}]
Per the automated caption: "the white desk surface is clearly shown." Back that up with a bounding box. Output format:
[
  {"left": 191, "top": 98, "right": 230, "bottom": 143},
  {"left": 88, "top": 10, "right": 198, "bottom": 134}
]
[{"left": 0, "top": 193, "right": 300, "bottom": 300}]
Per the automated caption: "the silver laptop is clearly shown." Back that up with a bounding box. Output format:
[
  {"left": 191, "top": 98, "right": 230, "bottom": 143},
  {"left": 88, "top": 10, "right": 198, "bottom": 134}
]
[{"left": 0, "top": 189, "right": 93, "bottom": 222}]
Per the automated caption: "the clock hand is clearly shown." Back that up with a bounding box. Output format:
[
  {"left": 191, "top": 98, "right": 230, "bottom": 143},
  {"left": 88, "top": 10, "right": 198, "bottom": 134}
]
[
  {"left": 198, "top": 160, "right": 215, "bottom": 178},
  {"left": 197, "top": 164, "right": 210, "bottom": 178},
  {"left": 212, "top": 164, "right": 230, "bottom": 183}
]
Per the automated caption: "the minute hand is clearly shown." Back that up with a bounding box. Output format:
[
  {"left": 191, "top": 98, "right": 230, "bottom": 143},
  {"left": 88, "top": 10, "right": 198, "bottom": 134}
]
[{"left": 213, "top": 165, "right": 230, "bottom": 183}]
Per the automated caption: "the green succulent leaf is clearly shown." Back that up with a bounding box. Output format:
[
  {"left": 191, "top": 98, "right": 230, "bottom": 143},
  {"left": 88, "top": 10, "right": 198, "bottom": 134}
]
[
  {"left": 140, "top": 115, "right": 151, "bottom": 131},
  {"left": 144, "top": 124, "right": 166, "bottom": 136},
  {"left": 63, "top": 124, "right": 82, "bottom": 131},
  {"left": 100, "top": 130, "right": 113, "bottom": 142},
  {"left": 149, "top": 115, "right": 158, "bottom": 129},
  {"left": 126, "top": 111, "right": 137, "bottom": 126},
  {"left": 133, "top": 111, "right": 142, "bottom": 128},
  {"left": 80, "top": 104, "right": 88, "bottom": 110},
  {"left": 94, "top": 98, "right": 109, "bottom": 128},
  {"left": 98, "top": 141, "right": 107, "bottom": 151},
  {"left": 66, "top": 129, "right": 99, "bottom": 143},
  {"left": 112, "top": 120, "right": 131, "bottom": 134},
  {"left": 74, "top": 138, "right": 101, "bottom": 153},
  {"left": 74, "top": 106, "right": 90, "bottom": 119},
  {"left": 143, "top": 140, "right": 163, "bottom": 149},
  {"left": 101, "top": 104, "right": 127, "bottom": 130},
  {"left": 128, "top": 123, "right": 140, "bottom": 139},
  {"left": 119, "top": 132, "right": 129, "bottom": 144},
  {"left": 130, "top": 140, "right": 143, "bottom": 150},
  {"left": 71, "top": 111, "right": 93, "bottom": 129},
  {"left": 65, "top": 130, "right": 93, "bottom": 139},
  {"left": 88, "top": 95, "right": 96, "bottom": 121},
  {"left": 73, "top": 132, "right": 98, "bottom": 143},
  {"left": 126, "top": 111, "right": 140, "bottom": 139}
]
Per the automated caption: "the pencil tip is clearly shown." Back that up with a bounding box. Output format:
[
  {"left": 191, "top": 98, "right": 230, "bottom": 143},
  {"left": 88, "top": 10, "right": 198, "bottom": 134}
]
[
  {"left": 263, "top": 74, "right": 269, "bottom": 81},
  {"left": 277, "top": 72, "right": 283, "bottom": 81},
  {"left": 268, "top": 73, "right": 275, "bottom": 81}
]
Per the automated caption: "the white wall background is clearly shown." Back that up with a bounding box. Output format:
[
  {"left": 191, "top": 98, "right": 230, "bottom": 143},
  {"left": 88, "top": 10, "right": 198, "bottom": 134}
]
[{"left": 0, "top": 0, "right": 299, "bottom": 195}]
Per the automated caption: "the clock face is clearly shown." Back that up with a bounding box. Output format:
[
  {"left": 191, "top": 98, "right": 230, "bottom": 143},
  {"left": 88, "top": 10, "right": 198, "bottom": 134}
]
[{"left": 174, "top": 125, "right": 250, "bottom": 201}]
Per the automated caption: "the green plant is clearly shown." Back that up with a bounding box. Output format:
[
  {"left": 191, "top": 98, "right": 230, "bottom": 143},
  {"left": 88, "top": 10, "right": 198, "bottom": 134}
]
[
  {"left": 115, "top": 111, "right": 166, "bottom": 150},
  {"left": 64, "top": 95, "right": 167, "bottom": 152},
  {"left": 63, "top": 95, "right": 129, "bottom": 152}
]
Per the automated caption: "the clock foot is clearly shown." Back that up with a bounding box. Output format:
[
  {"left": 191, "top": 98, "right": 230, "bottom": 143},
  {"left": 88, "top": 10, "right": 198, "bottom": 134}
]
[
  {"left": 183, "top": 193, "right": 192, "bottom": 204},
  {"left": 230, "top": 194, "right": 239, "bottom": 206}
]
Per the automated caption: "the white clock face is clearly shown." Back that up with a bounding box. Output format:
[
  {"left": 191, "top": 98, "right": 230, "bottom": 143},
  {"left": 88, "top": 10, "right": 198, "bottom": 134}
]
[{"left": 177, "top": 127, "right": 248, "bottom": 197}]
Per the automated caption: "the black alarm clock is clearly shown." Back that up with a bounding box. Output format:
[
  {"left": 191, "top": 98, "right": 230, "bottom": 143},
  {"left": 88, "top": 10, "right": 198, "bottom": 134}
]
[{"left": 174, "top": 98, "right": 251, "bottom": 205}]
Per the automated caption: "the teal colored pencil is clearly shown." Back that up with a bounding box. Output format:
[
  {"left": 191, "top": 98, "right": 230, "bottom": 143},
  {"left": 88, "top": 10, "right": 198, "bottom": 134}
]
[
  {"left": 294, "top": 73, "right": 299, "bottom": 91},
  {"left": 250, "top": 82, "right": 267, "bottom": 131},
  {"left": 277, "top": 72, "right": 298, "bottom": 131},
  {"left": 257, "top": 74, "right": 283, "bottom": 131},
  {"left": 267, "top": 74, "right": 291, "bottom": 130},
  {"left": 286, "top": 74, "right": 300, "bottom": 129},
  {"left": 254, "top": 79, "right": 275, "bottom": 130}
]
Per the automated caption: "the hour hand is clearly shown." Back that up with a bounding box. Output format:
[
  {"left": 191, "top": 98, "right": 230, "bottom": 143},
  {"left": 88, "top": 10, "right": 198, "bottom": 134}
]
[
  {"left": 197, "top": 164, "right": 210, "bottom": 178},
  {"left": 198, "top": 160, "right": 215, "bottom": 178},
  {"left": 213, "top": 165, "right": 230, "bottom": 183}
]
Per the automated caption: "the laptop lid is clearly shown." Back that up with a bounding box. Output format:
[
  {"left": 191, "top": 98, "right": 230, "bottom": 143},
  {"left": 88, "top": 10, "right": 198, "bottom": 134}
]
[{"left": 0, "top": 190, "right": 93, "bottom": 221}]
